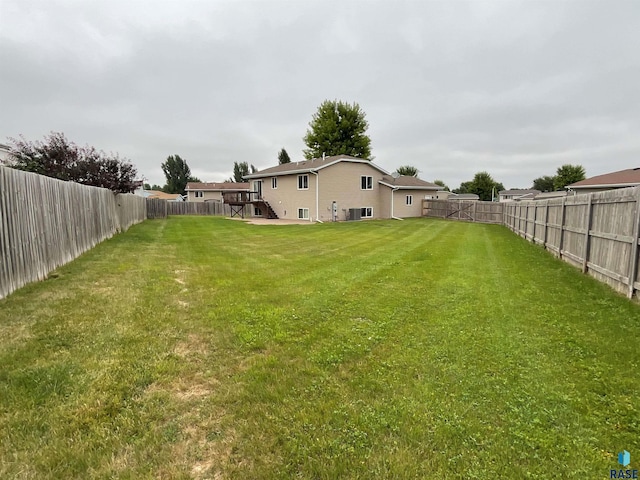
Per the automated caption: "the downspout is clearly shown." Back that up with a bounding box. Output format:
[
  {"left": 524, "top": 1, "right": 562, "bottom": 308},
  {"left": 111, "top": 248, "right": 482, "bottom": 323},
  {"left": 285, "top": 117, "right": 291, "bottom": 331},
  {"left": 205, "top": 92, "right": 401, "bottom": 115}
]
[
  {"left": 391, "top": 186, "right": 403, "bottom": 220},
  {"left": 310, "top": 170, "right": 323, "bottom": 223}
]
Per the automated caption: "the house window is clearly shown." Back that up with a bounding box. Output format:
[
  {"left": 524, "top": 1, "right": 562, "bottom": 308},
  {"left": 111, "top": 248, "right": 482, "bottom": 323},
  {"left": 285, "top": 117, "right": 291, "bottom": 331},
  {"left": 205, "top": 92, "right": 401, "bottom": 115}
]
[
  {"left": 271, "top": 177, "right": 277, "bottom": 189},
  {"left": 195, "top": 191, "right": 203, "bottom": 198},
  {"left": 406, "top": 195, "right": 413, "bottom": 206},
  {"left": 298, "top": 175, "right": 309, "bottom": 190},
  {"left": 361, "top": 176, "right": 373, "bottom": 190},
  {"left": 298, "top": 208, "right": 309, "bottom": 219},
  {"left": 254, "top": 207, "right": 263, "bottom": 216},
  {"left": 360, "top": 207, "right": 373, "bottom": 218}
]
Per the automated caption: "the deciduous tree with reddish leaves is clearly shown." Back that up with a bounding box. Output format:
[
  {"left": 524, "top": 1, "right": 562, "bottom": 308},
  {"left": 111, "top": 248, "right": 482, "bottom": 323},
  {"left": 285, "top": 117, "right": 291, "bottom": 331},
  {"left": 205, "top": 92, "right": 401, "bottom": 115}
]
[{"left": 3, "top": 132, "right": 139, "bottom": 193}]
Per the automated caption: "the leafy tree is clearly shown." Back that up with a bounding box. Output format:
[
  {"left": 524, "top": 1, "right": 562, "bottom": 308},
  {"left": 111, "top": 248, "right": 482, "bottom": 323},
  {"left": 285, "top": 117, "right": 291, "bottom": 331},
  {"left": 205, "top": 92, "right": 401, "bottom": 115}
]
[
  {"left": 434, "top": 179, "right": 450, "bottom": 191},
  {"left": 532, "top": 175, "right": 556, "bottom": 192},
  {"left": 150, "top": 184, "right": 163, "bottom": 191},
  {"left": 303, "top": 100, "right": 372, "bottom": 160},
  {"left": 454, "top": 172, "right": 504, "bottom": 201},
  {"left": 554, "top": 164, "right": 586, "bottom": 190},
  {"left": 278, "top": 148, "right": 291, "bottom": 164},
  {"left": 161, "top": 154, "right": 198, "bottom": 195},
  {"left": 395, "top": 165, "right": 418, "bottom": 177},
  {"left": 229, "top": 161, "right": 256, "bottom": 182},
  {"left": 4, "top": 132, "right": 138, "bottom": 193}
]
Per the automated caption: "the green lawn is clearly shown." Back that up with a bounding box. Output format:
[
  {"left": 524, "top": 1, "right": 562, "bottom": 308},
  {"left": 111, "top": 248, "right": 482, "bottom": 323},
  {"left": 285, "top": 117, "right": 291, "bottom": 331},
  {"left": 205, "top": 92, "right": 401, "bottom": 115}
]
[{"left": 1, "top": 217, "right": 639, "bottom": 479}]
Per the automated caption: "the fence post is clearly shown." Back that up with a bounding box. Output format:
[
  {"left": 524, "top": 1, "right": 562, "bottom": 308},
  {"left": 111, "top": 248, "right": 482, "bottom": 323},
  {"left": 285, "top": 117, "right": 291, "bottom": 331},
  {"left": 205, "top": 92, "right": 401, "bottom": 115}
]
[
  {"left": 627, "top": 188, "right": 640, "bottom": 299},
  {"left": 472, "top": 201, "right": 477, "bottom": 222},
  {"left": 558, "top": 197, "right": 566, "bottom": 259},
  {"left": 533, "top": 202, "right": 538, "bottom": 242},
  {"left": 543, "top": 200, "right": 549, "bottom": 248},
  {"left": 581, "top": 194, "right": 594, "bottom": 273}
]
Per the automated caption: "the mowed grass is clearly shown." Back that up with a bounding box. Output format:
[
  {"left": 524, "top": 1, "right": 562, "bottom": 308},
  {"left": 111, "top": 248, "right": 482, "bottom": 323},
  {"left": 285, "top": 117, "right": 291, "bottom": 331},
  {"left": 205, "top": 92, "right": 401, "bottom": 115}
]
[{"left": 1, "top": 217, "right": 639, "bottom": 479}]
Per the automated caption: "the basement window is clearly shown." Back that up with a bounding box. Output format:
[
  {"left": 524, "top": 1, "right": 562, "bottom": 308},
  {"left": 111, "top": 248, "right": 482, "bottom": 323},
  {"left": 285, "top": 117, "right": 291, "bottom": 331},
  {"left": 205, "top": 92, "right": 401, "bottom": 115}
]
[
  {"left": 298, "top": 208, "right": 309, "bottom": 219},
  {"left": 360, "top": 207, "right": 373, "bottom": 218}
]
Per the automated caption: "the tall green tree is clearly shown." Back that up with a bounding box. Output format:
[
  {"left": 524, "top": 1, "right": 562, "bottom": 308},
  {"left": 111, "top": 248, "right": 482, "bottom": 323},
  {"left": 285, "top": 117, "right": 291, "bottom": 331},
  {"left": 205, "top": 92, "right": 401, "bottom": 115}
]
[
  {"left": 161, "top": 155, "right": 196, "bottom": 195},
  {"left": 5, "top": 132, "right": 138, "bottom": 193},
  {"left": 434, "top": 179, "right": 450, "bottom": 191},
  {"left": 303, "top": 100, "right": 372, "bottom": 160},
  {"left": 454, "top": 172, "right": 504, "bottom": 201},
  {"left": 532, "top": 175, "right": 556, "bottom": 192},
  {"left": 278, "top": 148, "right": 291, "bottom": 164},
  {"left": 395, "top": 165, "right": 418, "bottom": 177},
  {"left": 230, "top": 161, "right": 257, "bottom": 182},
  {"left": 554, "top": 164, "right": 586, "bottom": 190}
]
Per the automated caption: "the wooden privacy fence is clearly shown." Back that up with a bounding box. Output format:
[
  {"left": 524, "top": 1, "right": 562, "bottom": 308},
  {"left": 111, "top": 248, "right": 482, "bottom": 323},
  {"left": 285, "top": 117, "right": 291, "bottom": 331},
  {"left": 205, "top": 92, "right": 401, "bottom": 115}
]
[
  {"left": 146, "top": 199, "right": 246, "bottom": 219},
  {"left": 0, "top": 166, "right": 146, "bottom": 300},
  {"left": 423, "top": 199, "right": 504, "bottom": 224},
  {"left": 504, "top": 187, "right": 640, "bottom": 299}
]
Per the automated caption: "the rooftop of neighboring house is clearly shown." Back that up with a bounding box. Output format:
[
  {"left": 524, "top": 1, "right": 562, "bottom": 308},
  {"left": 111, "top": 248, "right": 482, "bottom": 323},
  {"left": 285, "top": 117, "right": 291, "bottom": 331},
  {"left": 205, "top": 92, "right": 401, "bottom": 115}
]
[
  {"left": 186, "top": 182, "right": 250, "bottom": 191},
  {"left": 146, "top": 190, "right": 183, "bottom": 200},
  {"left": 534, "top": 190, "right": 569, "bottom": 200},
  {"left": 244, "top": 155, "right": 387, "bottom": 178},
  {"left": 568, "top": 168, "right": 640, "bottom": 189},
  {"left": 499, "top": 189, "right": 541, "bottom": 196},
  {"left": 379, "top": 175, "right": 443, "bottom": 190}
]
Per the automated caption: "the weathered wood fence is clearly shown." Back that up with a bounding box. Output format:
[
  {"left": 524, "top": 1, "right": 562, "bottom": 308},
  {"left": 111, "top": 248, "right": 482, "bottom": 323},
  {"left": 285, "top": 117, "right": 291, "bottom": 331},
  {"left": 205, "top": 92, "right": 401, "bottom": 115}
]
[
  {"left": 0, "top": 166, "right": 146, "bottom": 300},
  {"left": 423, "top": 199, "right": 504, "bottom": 224},
  {"left": 146, "top": 199, "right": 249, "bottom": 219},
  {"left": 504, "top": 187, "right": 640, "bottom": 299},
  {"left": 424, "top": 189, "right": 640, "bottom": 299}
]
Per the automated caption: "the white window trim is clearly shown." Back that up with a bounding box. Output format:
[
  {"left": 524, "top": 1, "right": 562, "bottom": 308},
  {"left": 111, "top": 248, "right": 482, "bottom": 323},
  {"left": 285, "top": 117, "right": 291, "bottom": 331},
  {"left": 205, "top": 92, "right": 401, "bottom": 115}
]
[
  {"left": 361, "top": 207, "right": 373, "bottom": 218},
  {"left": 195, "top": 191, "right": 204, "bottom": 198},
  {"left": 298, "top": 207, "right": 309, "bottom": 219},
  {"left": 406, "top": 195, "right": 413, "bottom": 206},
  {"left": 361, "top": 175, "right": 373, "bottom": 190},
  {"left": 271, "top": 177, "right": 277, "bottom": 189},
  {"left": 298, "top": 175, "right": 309, "bottom": 190}
]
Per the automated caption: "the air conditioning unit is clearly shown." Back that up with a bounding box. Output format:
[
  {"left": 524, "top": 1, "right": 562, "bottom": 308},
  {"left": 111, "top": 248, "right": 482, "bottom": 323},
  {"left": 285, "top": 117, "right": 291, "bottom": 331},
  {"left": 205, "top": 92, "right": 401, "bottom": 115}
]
[{"left": 348, "top": 208, "right": 362, "bottom": 221}]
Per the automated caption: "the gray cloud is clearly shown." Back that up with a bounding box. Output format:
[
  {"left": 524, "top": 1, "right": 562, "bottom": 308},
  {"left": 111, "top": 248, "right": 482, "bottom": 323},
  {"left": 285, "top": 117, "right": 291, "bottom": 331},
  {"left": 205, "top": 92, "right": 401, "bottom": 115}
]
[{"left": 1, "top": 0, "right": 639, "bottom": 189}]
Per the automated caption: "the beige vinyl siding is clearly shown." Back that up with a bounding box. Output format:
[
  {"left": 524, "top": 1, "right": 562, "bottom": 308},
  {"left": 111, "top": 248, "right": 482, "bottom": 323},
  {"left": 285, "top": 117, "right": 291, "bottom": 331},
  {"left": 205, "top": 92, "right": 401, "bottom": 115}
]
[
  {"left": 392, "top": 189, "right": 435, "bottom": 218},
  {"left": 317, "top": 162, "right": 384, "bottom": 221},
  {"left": 187, "top": 190, "right": 224, "bottom": 203},
  {"left": 260, "top": 173, "right": 315, "bottom": 220}
]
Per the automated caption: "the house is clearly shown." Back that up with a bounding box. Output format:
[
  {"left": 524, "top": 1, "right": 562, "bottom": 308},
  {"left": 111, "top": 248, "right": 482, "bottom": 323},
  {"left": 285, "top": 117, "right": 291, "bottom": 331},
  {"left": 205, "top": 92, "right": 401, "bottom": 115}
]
[
  {"left": 0, "top": 143, "right": 11, "bottom": 162},
  {"left": 242, "top": 155, "right": 443, "bottom": 221},
  {"left": 533, "top": 190, "right": 569, "bottom": 201},
  {"left": 567, "top": 168, "right": 640, "bottom": 194},
  {"left": 185, "top": 182, "right": 250, "bottom": 202},
  {"left": 435, "top": 191, "right": 480, "bottom": 201},
  {"left": 498, "top": 189, "right": 541, "bottom": 202},
  {"left": 138, "top": 189, "right": 184, "bottom": 201}
]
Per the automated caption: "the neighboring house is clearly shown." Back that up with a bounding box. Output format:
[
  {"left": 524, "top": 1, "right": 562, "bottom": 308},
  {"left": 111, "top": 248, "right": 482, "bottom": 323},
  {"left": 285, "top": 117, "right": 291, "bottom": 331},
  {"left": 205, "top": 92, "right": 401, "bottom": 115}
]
[
  {"left": 436, "top": 191, "right": 480, "bottom": 201},
  {"left": 0, "top": 143, "right": 11, "bottom": 163},
  {"left": 567, "top": 168, "right": 640, "bottom": 194},
  {"left": 498, "top": 189, "right": 541, "bottom": 202},
  {"left": 533, "top": 190, "right": 569, "bottom": 201},
  {"left": 134, "top": 187, "right": 184, "bottom": 201},
  {"left": 242, "top": 155, "right": 443, "bottom": 221},
  {"left": 185, "top": 182, "right": 250, "bottom": 202}
]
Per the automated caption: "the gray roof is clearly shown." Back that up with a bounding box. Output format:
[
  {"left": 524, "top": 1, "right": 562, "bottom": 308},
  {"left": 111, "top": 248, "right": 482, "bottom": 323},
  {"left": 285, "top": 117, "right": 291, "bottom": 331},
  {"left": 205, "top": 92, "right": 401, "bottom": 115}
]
[
  {"left": 186, "top": 182, "right": 249, "bottom": 191},
  {"left": 244, "top": 155, "right": 388, "bottom": 178},
  {"left": 569, "top": 168, "right": 640, "bottom": 189},
  {"left": 499, "top": 189, "right": 541, "bottom": 196},
  {"left": 379, "top": 175, "right": 443, "bottom": 190}
]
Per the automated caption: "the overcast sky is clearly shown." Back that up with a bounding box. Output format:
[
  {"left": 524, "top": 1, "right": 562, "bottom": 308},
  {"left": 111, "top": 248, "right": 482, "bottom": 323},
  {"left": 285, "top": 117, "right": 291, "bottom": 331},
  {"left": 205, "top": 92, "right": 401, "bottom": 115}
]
[{"left": 1, "top": 0, "right": 639, "bottom": 189}]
